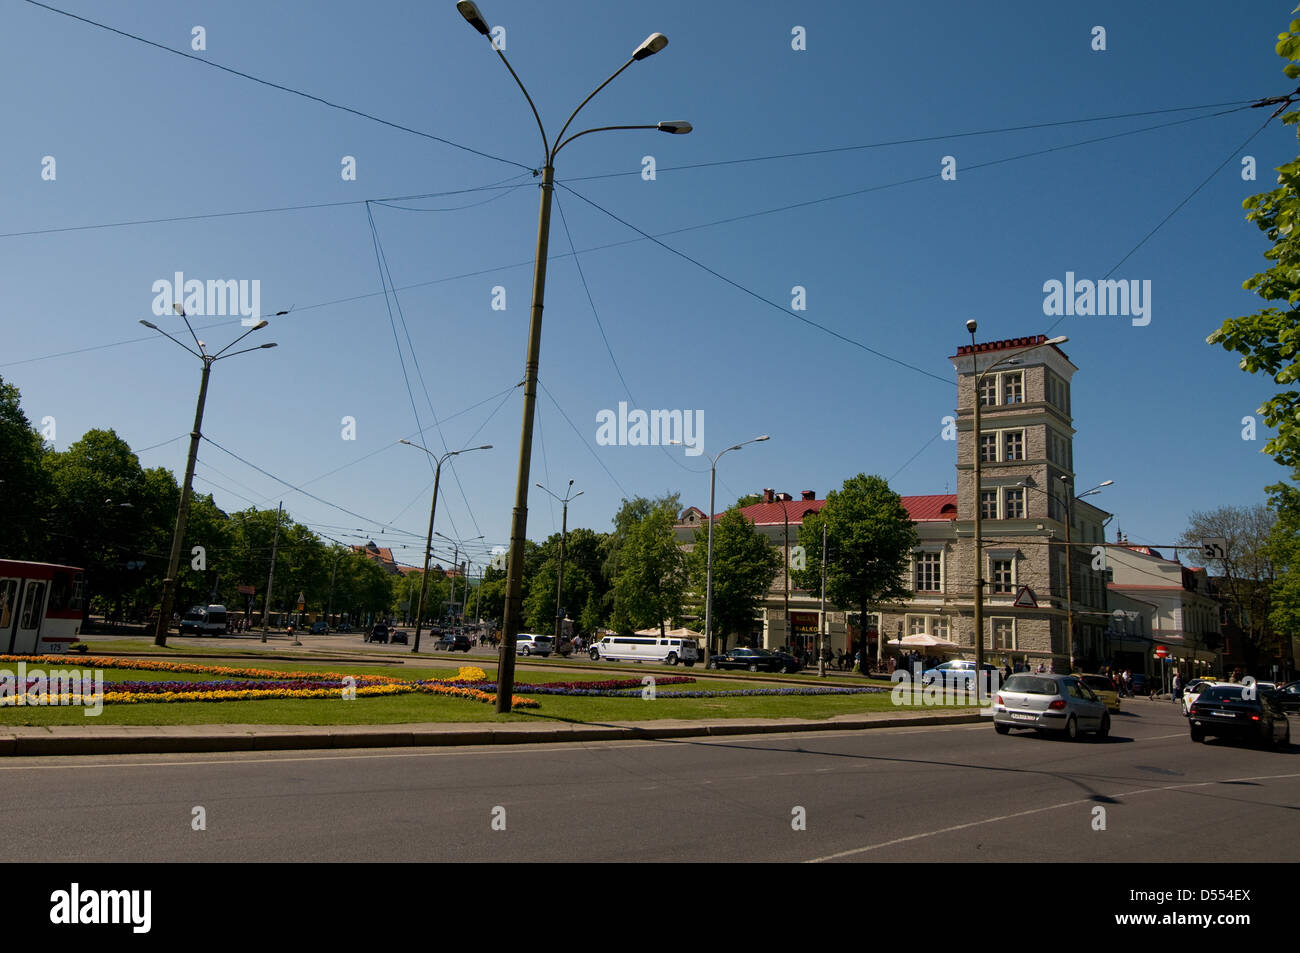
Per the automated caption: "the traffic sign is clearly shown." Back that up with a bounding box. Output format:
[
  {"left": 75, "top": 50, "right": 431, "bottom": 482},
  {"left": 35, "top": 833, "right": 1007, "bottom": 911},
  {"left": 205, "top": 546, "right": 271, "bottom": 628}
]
[
  {"left": 1155, "top": 646, "right": 1168, "bottom": 659},
  {"left": 1013, "top": 586, "right": 1037, "bottom": 608},
  {"left": 1201, "top": 538, "right": 1228, "bottom": 560}
]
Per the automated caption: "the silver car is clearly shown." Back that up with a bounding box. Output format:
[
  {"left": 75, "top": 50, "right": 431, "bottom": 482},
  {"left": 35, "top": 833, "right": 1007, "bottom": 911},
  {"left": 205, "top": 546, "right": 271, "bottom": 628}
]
[{"left": 993, "top": 673, "right": 1111, "bottom": 740}]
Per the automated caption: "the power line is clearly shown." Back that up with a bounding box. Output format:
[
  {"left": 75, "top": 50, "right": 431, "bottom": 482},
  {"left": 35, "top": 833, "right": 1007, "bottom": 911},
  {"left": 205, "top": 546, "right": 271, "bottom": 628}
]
[
  {"left": 21, "top": 0, "right": 530, "bottom": 171},
  {"left": 537, "top": 379, "right": 630, "bottom": 499}
]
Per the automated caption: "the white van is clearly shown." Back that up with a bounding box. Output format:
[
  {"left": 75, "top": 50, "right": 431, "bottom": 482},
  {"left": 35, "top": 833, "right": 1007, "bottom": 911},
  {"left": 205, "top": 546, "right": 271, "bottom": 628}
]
[{"left": 589, "top": 634, "right": 698, "bottom": 666}]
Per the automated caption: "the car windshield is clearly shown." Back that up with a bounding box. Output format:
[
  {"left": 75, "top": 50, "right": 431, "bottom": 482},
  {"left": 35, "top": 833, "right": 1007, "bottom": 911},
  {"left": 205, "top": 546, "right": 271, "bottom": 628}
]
[
  {"left": 1200, "top": 686, "right": 1247, "bottom": 701},
  {"left": 1003, "top": 675, "right": 1058, "bottom": 695}
]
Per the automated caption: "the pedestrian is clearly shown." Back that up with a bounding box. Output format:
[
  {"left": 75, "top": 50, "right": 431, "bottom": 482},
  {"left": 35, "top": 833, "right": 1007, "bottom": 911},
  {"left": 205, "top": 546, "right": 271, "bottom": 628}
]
[{"left": 1035, "top": 662, "right": 1044, "bottom": 674}]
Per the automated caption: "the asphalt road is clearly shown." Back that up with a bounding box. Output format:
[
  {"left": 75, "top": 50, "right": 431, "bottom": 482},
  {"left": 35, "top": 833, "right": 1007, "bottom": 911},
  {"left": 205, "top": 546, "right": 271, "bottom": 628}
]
[{"left": 3, "top": 699, "right": 1295, "bottom": 862}]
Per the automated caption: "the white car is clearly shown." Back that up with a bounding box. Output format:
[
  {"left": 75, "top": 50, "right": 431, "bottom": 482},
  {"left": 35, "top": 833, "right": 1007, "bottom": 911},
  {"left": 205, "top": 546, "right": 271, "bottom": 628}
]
[
  {"left": 516, "top": 633, "right": 554, "bottom": 657},
  {"left": 1181, "top": 679, "right": 1226, "bottom": 716}
]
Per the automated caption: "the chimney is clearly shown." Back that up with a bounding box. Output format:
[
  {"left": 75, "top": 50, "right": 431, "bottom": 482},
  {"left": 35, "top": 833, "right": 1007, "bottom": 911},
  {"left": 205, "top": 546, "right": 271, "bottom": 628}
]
[
  {"left": 762, "top": 488, "right": 774, "bottom": 503},
  {"left": 776, "top": 492, "right": 792, "bottom": 502},
  {"left": 801, "top": 490, "right": 815, "bottom": 501}
]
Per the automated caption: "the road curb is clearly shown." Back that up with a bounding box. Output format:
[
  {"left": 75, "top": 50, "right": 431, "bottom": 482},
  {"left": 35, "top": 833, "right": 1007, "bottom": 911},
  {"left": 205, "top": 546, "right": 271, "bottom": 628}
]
[{"left": 0, "top": 711, "right": 985, "bottom": 757}]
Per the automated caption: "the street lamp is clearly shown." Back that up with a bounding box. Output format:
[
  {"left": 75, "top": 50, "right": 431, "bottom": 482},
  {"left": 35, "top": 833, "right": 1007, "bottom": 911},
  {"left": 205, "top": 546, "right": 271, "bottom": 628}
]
[
  {"left": 436, "top": 531, "right": 484, "bottom": 626},
  {"left": 966, "top": 321, "right": 1067, "bottom": 689},
  {"left": 399, "top": 439, "right": 492, "bottom": 652},
  {"left": 536, "top": 480, "right": 583, "bottom": 651},
  {"left": 702, "top": 436, "right": 769, "bottom": 663},
  {"left": 142, "top": 307, "right": 277, "bottom": 647},
  {"left": 457, "top": 1, "right": 691, "bottom": 712},
  {"left": 1016, "top": 478, "right": 1112, "bottom": 673}
]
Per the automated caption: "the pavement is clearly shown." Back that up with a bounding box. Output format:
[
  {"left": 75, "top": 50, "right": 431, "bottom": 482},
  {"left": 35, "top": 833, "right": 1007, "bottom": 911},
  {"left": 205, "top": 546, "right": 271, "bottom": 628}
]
[{"left": 0, "top": 709, "right": 985, "bottom": 756}]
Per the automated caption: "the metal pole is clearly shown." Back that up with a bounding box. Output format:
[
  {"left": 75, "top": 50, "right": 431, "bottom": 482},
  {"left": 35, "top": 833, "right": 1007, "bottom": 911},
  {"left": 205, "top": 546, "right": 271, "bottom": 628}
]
[
  {"left": 554, "top": 498, "right": 568, "bottom": 649},
  {"left": 970, "top": 327, "right": 985, "bottom": 697},
  {"left": 497, "top": 161, "right": 555, "bottom": 713},
  {"left": 413, "top": 460, "right": 443, "bottom": 653},
  {"left": 818, "top": 521, "right": 827, "bottom": 678},
  {"left": 153, "top": 359, "right": 211, "bottom": 647},
  {"left": 704, "top": 461, "right": 717, "bottom": 662},
  {"left": 783, "top": 502, "right": 791, "bottom": 657},
  {"left": 261, "top": 502, "right": 282, "bottom": 643}
]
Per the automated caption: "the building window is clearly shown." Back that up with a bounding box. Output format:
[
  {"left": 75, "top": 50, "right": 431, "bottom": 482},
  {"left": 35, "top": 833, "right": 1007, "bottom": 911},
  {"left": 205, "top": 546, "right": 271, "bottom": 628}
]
[
  {"left": 934, "top": 616, "right": 949, "bottom": 641},
  {"left": 1048, "top": 491, "right": 1065, "bottom": 523},
  {"left": 992, "top": 559, "right": 1013, "bottom": 594},
  {"left": 909, "top": 615, "right": 926, "bottom": 636},
  {"left": 1004, "top": 488, "right": 1024, "bottom": 520},
  {"left": 1004, "top": 430, "right": 1024, "bottom": 461},
  {"left": 980, "top": 433, "right": 997, "bottom": 462},
  {"left": 916, "top": 551, "right": 942, "bottom": 592},
  {"left": 980, "top": 490, "right": 998, "bottom": 520},
  {"left": 978, "top": 376, "right": 997, "bottom": 406},
  {"left": 907, "top": 615, "right": 948, "bottom": 639},
  {"left": 992, "top": 618, "right": 1015, "bottom": 649},
  {"left": 1003, "top": 372, "right": 1023, "bottom": 404}
]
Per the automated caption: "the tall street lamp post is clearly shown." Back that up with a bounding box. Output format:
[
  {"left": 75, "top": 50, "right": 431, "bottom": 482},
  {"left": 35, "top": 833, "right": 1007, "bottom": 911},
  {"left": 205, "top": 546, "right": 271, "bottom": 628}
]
[
  {"left": 456, "top": 1, "right": 692, "bottom": 712},
  {"left": 437, "top": 531, "right": 484, "bottom": 625},
  {"left": 536, "top": 480, "right": 582, "bottom": 650},
  {"left": 702, "top": 436, "right": 769, "bottom": 663},
  {"left": 399, "top": 439, "right": 491, "bottom": 652},
  {"left": 142, "top": 306, "right": 277, "bottom": 647},
  {"left": 966, "top": 321, "right": 1067, "bottom": 689}
]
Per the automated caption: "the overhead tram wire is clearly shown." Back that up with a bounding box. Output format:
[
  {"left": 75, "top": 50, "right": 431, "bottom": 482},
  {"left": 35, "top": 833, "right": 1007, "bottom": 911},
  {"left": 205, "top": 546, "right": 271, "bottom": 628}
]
[
  {"left": 1047, "top": 113, "right": 1277, "bottom": 335},
  {"left": 537, "top": 379, "right": 630, "bottom": 499},
  {"left": 21, "top": 0, "right": 530, "bottom": 172},
  {"left": 2, "top": 105, "right": 1255, "bottom": 372},
  {"left": 554, "top": 105, "right": 1258, "bottom": 391},
  {"left": 366, "top": 202, "right": 484, "bottom": 540}
]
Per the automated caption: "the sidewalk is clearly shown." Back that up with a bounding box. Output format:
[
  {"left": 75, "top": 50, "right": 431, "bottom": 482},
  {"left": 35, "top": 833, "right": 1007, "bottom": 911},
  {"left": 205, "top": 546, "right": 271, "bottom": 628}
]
[{"left": 0, "top": 709, "right": 985, "bottom": 757}]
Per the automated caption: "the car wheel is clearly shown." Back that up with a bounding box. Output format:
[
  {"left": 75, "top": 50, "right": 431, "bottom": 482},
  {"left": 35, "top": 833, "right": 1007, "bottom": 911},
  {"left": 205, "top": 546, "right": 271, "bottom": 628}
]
[
  {"left": 994, "top": 723, "right": 1010, "bottom": 735},
  {"left": 520, "top": 646, "right": 530, "bottom": 657},
  {"left": 589, "top": 649, "right": 600, "bottom": 661},
  {"left": 666, "top": 653, "right": 678, "bottom": 666},
  {"left": 1189, "top": 724, "right": 1204, "bottom": 743},
  {"left": 1065, "top": 716, "right": 1079, "bottom": 741},
  {"left": 1096, "top": 713, "right": 1110, "bottom": 741},
  {"left": 747, "top": 663, "right": 759, "bottom": 672},
  {"left": 780, "top": 664, "right": 792, "bottom": 674},
  {"left": 707, "top": 660, "right": 719, "bottom": 669}
]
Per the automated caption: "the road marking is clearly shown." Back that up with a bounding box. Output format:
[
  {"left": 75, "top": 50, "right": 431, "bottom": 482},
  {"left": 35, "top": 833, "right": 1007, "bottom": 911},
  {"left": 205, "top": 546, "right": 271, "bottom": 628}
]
[{"left": 803, "top": 770, "right": 1300, "bottom": 863}]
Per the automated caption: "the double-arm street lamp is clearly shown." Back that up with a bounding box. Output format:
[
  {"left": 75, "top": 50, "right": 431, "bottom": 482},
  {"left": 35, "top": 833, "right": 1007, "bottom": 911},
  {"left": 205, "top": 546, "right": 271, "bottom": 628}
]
[
  {"left": 143, "top": 306, "right": 277, "bottom": 647},
  {"left": 1017, "top": 477, "right": 1114, "bottom": 671},
  {"left": 536, "top": 480, "right": 583, "bottom": 649},
  {"left": 703, "top": 436, "right": 769, "bottom": 663},
  {"left": 436, "top": 531, "right": 484, "bottom": 625},
  {"left": 966, "top": 321, "right": 1067, "bottom": 685},
  {"left": 399, "top": 439, "right": 492, "bottom": 652},
  {"left": 455, "top": 1, "right": 692, "bottom": 712}
]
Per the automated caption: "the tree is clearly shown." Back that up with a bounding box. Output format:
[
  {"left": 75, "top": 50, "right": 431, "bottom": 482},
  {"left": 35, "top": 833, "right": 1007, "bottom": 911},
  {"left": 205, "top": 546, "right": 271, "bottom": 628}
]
[
  {"left": 0, "top": 376, "right": 51, "bottom": 558},
  {"left": 1178, "top": 504, "right": 1276, "bottom": 663},
  {"left": 610, "top": 500, "right": 687, "bottom": 635},
  {"left": 791, "top": 474, "right": 918, "bottom": 664},
  {"left": 733, "top": 493, "right": 763, "bottom": 509},
  {"left": 1264, "top": 476, "right": 1300, "bottom": 666},
  {"left": 1207, "top": 18, "right": 1300, "bottom": 468},
  {"left": 601, "top": 493, "right": 680, "bottom": 624},
  {"left": 687, "top": 507, "right": 780, "bottom": 652}
]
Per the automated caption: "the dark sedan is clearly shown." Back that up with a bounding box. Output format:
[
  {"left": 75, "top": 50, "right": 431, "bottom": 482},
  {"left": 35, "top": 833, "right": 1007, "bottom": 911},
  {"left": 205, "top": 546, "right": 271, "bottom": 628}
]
[
  {"left": 707, "top": 647, "right": 791, "bottom": 673},
  {"left": 366, "top": 624, "right": 389, "bottom": 644},
  {"left": 434, "top": 634, "right": 472, "bottom": 652},
  {"left": 1275, "top": 680, "right": 1300, "bottom": 714},
  {"left": 1188, "top": 684, "right": 1291, "bottom": 748}
]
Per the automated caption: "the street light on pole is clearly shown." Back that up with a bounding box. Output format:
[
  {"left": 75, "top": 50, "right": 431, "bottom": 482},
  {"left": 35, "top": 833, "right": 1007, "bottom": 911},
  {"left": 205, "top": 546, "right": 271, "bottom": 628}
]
[
  {"left": 966, "top": 322, "right": 1067, "bottom": 690},
  {"left": 701, "top": 436, "right": 769, "bottom": 664},
  {"left": 536, "top": 480, "right": 583, "bottom": 651},
  {"left": 456, "top": 1, "right": 691, "bottom": 712},
  {"left": 436, "top": 531, "right": 484, "bottom": 625},
  {"left": 141, "top": 307, "right": 277, "bottom": 647},
  {"left": 399, "top": 439, "right": 491, "bottom": 652}
]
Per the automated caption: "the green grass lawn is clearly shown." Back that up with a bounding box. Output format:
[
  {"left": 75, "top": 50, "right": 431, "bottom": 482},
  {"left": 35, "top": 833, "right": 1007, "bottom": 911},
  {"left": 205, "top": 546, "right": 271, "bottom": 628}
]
[{"left": 0, "top": 655, "right": 980, "bottom": 727}]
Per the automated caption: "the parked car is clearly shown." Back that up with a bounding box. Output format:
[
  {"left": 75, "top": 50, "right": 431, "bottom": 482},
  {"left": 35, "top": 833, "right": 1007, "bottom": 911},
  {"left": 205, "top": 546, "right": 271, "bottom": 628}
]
[
  {"left": 390, "top": 630, "right": 408, "bottom": 645},
  {"left": 707, "top": 647, "right": 787, "bottom": 673},
  {"left": 992, "top": 673, "right": 1111, "bottom": 741},
  {"left": 589, "top": 634, "right": 699, "bottom": 666},
  {"left": 309, "top": 621, "right": 329, "bottom": 635},
  {"left": 1077, "top": 674, "right": 1121, "bottom": 712},
  {"left": 335, "top": 623, "right": 352, "bottom": 633},
  {"left": 516, "top": 633, "right": 554, "bottom": 657},
  {"left": 1187, "top": 684, "right": 1290, "bottom": 748},
  {"left": 922, "top": 660, "right": 1001, "bottom": 688},
  {"left": 367, "top": 624, "right": 389, "bottom": 644},
  {"left": 435, "top": 634, "right": 472, "bottom": 652},
  {"left": 1275, "top": 680, "right": 1300, "bottom": 713}
]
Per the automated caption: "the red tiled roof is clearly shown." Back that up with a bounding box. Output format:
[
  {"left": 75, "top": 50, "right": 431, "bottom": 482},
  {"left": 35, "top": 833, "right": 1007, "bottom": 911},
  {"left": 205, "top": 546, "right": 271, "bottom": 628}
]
[
  {"left": 952, "top": 334, "right": 1069, "bottom": 360},
  {"left": 722, "top": 494, "right": 958, "bottom": 525}
]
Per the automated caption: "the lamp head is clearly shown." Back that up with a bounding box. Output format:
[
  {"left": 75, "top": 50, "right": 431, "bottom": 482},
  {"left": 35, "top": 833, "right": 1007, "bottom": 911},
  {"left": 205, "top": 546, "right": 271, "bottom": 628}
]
[
  {"left": 456, "top": 1, "right": 491, "bottom": 35},
  {"left": 139, "top": 319, "right": 158, "bottom": 330},
  {"left": 657, "top": 120, "right": 692, "bottom": 134},
  {"left": 966, "top": 319, "right": 977, "bottom": 334},
  {"left": 633, "top": 32, "right": 668, "bottom": 60}
]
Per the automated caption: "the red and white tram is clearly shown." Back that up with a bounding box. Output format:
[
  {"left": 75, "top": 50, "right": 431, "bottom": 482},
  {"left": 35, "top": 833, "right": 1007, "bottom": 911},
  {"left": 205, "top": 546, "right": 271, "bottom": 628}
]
[{"left": 0, "top": 560, "right": 85, "bottom": 654}]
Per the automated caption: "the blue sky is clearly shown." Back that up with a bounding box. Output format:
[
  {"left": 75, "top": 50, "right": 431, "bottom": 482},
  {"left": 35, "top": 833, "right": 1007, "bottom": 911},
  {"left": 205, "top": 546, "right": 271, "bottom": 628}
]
[{"left": 2, "top": 0, "right": 1294, "bottom": 572}]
